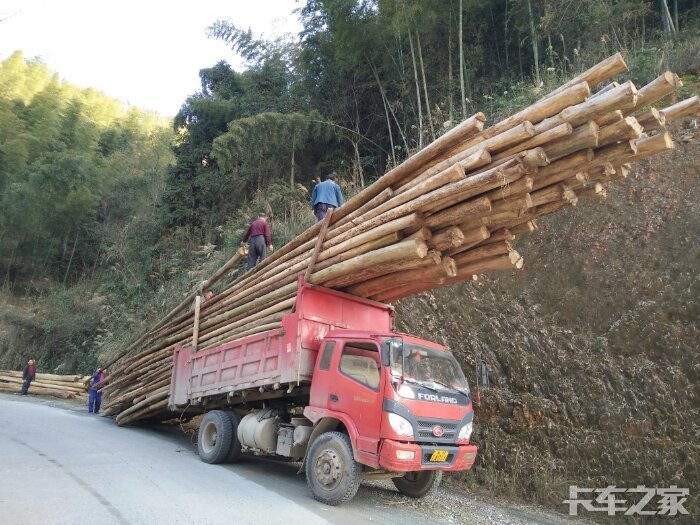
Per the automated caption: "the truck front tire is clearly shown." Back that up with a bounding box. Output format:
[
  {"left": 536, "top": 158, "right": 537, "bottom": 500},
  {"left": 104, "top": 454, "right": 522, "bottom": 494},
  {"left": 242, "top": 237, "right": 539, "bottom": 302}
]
[
  {"left": 392, "top": 470, "right": 443, "bottom": 498},
  {"left": 306, "top": 431, "right": 361, "bottom": 506},
  {"left": 198, "top": 410, "right": 234, "bottom": 464}
]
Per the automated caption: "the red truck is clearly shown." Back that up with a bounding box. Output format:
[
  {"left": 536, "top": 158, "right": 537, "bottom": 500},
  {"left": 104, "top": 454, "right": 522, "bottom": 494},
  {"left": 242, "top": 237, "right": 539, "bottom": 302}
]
[{"left": 170, "top": 277, "right": 477, "bottom": 505}]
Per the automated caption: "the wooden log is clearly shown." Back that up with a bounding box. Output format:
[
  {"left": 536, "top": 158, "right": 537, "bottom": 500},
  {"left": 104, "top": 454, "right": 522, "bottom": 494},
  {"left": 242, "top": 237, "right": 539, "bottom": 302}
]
[
  {"left": 628, "top": 132, "right": 675, "bottom": 161},
  {"left": 425, "top": 161, "right": 526, "bottom": 212},
  {"left": 540, "top": 53, "right": 627, "bottom": 102},
  {"left": 577, "top": 183, "right": 606, "bottom": 199},
  {"left": 483, "top": 176, "right": 534, "bottom": 201},
  {"left": 470, "top": 81, "right": 590, "bottom": 146},
  {"left": 430, "top": 226, "right": 465, "bottom": 251},
  {"left": 448, "top": 254, "right": 524, "bottom": 282},
  {"left": 543, "top": 121, "right": 599, "bottom": 160},
  {"left": 634, "top": 71, "right": 683, "bottom": 109},
  {"left": 531, "top": 149, "right": 594, "bottom": 191},
  {"left": 424, "top": 197, "right": 492, "bottom": 230},
  {"left": 536, "top": 81, "right": 637, "bottom": 132},
  {"left": 199, "top": 312, "right": 290, "bottom": 350},
  {"left": 530, "top": 183, "right": 578, "bottom": 207},
  {"left": 598, "top": 116, "right": 643, "bottom": 147},
  {"left": 321, "top": 213, "right": 422, "bottom": 256},
  {"left": 333, "top": 188, "right": 393, "bottom": 229},
  {"left": 445, "top": 121, "right": 536, "bottom": 160},
  {"left": 0, "top": 375, "right": 85, "bottom": 393},
  {"left": 491, "top": 123, "right": 572, "bottom": 162},
  {"left": 304, "top": 208, "right": 334, "bottom": 280},
  {"left": 340, "top": 112, "right": 486, "bottom": 218},
  {"left": 452, "top": 242, "right": 520, "bottom": 268},
  {"left": 661, "top": 96, "right": 700, "bottom": 123},
  {"left": 510, "top": 221, "right": 537, "bottom": 235},
  {"left": 191, "top": 296, "right": 202, "bottom": 352},
  {"left": 591, "top": 140, "right": 638, "bottom": 167},
  {"left": 635, "top": 108, "right": 665, "bottom": 130},
  {"left": 590, "top": 81, "right": 619, "bottom": 98},
  {"left": 309, "top": 239, "right": 428, "bottom": 286},
  {"left": 444, "top": 226, "right": 491, "bottom": 256},
  {"left": 477, "top": 228, "right": 515, "bottom": 246},
  {"left": 345, "top": 257, "right": 456, "bottom": 298},
  {"left": 0, "top": 382, "right": 75, "bottom": 399},
  {"left": 195, "top": 298, "right": 296, "bottom": 345},
  {"left": 116, "top": 389, "right": 169, "bottom": 425},
  {"left": 314, "top": 232, "right": 401, "bottom": 272},
  {"left": 0, "top": 371, "right": 83, "bottom": 383},
  {"left": 330, "top": 164, "right": 465, "bottom": 240},
  {"left": 595, "top": 110, "right": 623, "bottom": 126}
]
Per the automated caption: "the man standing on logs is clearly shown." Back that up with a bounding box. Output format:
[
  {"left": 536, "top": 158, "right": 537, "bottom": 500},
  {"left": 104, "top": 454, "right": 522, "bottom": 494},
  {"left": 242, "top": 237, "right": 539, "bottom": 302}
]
[
  {"left": 20, "top": 359, "right": 36, "bottom": 395},
  {"left": 311, "top": 173, "right": 343, "bottom": 221},
  {"left": 242, "top": 212, "right": 273, "bottom": 270},
  {"left": 88, "top": 368, "right": 107, "bottom": 413}
]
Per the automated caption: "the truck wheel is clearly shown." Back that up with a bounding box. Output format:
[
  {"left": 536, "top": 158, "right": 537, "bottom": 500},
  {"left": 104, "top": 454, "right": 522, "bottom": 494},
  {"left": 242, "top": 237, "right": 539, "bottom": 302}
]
[
  {"left": 198, "top": 410, "right": 233, "bottom": 464},
  {"left": 392, "top": 470, "right": 443, "bottom": 498},
  {"left": 224, "top": 412, "right": 243, "bottom": 463},
  {"left": 306, "top": 431, "right": 361, "bottom": 506}
]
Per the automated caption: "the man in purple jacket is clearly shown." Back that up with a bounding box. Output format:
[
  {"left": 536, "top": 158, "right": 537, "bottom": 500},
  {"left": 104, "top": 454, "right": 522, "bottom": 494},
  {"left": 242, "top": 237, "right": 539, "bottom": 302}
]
[{"left": 242, "top": 212, "right": 273, "bottom": 269}]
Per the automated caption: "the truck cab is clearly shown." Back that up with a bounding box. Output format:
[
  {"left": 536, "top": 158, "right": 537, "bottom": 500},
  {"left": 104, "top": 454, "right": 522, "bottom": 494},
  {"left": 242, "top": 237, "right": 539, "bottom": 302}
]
[{"left": 303, "top": 331, "right": 476, "bottom": 503}]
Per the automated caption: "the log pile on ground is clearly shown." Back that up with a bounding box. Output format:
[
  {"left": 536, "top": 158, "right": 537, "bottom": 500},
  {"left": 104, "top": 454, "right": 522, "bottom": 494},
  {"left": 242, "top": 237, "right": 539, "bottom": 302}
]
[
  {"left": 100, "top": 54, "right": 698, "bottom": 425},
  {"left": 0, "top": 370, "right": 89, "bottom": 399}
]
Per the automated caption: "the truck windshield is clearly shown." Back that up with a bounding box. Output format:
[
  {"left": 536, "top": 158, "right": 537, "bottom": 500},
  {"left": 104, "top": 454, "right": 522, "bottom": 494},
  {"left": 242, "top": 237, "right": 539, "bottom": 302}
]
[{"left": 385, "top": 339, "right": 470, "bottom": 394}]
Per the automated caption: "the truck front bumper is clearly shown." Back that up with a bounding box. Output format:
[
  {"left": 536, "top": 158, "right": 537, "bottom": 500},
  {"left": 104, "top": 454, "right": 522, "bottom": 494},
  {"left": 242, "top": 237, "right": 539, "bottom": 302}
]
[{"left": 378, "top": 439, "right": 477, "bottom": 472}]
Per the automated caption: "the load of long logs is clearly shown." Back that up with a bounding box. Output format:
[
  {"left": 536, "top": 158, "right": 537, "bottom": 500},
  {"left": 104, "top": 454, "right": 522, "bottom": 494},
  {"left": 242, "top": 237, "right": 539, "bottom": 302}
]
[
  {"left": 99, "top": 54, "right": 698, "bottom": 425},
  {"left": 0, "top": 370, "right": 90, "bottom": 399}
]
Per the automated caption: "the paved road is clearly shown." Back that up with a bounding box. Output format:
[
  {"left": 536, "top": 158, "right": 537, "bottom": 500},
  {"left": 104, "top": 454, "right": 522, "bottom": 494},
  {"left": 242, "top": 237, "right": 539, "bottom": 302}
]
[{"left": 0, "top": 393, "right": 579, "bottom": 525}]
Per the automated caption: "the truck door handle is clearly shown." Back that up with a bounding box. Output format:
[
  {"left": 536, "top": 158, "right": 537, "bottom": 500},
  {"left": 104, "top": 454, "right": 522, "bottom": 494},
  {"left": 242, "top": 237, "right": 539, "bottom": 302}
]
[{"left": 330, "top": 394, "right": 339, "bottom": 402}]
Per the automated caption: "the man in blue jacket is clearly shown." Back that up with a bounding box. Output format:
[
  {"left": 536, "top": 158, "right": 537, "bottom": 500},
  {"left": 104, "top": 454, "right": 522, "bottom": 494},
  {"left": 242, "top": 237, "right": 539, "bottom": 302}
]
[
  {"left": 311, "top": 173, "right": 343, "bottom": 221},
  {"left": 88, "top": 368, "right": 107, "bottom": 413}
]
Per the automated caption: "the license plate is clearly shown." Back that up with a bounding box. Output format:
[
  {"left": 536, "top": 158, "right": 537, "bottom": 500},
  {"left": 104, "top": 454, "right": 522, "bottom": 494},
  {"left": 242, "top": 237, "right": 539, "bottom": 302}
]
[{"left": 429, "top": 450, "right": 449, "bottom": 462}]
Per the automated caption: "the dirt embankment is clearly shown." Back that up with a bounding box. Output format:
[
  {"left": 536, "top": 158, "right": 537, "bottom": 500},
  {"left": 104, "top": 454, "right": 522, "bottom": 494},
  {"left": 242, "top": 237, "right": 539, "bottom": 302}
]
[{"left": 396, "top": 128, "right": 700, "bottom": 522}]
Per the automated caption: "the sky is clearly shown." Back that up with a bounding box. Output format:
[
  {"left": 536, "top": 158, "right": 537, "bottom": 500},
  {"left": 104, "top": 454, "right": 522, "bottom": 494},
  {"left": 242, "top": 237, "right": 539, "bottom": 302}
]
[{"left": 0, "top": 0, "right": 302, "bottom": 116}]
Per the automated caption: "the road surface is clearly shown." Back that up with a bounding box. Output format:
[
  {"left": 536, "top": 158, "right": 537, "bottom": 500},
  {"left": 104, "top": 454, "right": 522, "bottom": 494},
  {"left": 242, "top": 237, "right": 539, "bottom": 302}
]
[{"left": 0, "top": 393, "right": 580, "bottom": 525}]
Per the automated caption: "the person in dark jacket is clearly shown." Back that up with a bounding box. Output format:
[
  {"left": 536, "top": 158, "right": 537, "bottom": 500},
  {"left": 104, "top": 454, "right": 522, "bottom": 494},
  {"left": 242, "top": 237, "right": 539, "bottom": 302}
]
[
  {"left": 20, "top": 360, "right": 36, "bottom": 395},
  {"left": 242, "top": 212, "right": 273, "bottom": 270},
  {"left": 88, "top": 368, "right": 107, "bottom": 413},
  {"left": 311, "top": 173, "right": 343, "bottom": 221}
]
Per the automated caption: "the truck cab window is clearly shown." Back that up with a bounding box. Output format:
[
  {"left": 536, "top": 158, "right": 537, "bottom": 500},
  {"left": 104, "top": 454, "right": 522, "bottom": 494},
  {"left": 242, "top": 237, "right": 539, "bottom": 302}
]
[
  {"left": 319, "top": 341, "right": 336, "bottom": 371},
  {"left": 339, "top": 342, "right": 380, "bottom": 390}
]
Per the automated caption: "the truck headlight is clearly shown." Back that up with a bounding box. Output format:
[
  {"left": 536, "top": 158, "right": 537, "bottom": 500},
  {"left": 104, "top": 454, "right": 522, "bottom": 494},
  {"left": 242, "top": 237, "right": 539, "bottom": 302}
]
[
  {"left": 388, "top": 413, "right": 414, "bottom": 437},
  {"left": 458, "top": 422, "right": 473, "bottom": 441}
]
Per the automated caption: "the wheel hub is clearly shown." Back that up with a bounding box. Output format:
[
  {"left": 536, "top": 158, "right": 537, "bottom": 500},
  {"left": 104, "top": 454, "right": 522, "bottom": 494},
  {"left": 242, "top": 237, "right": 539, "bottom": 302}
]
[
  {"left": 314, "top": 448, "right": 342, "bottom": 488},
  {"left": 202, "top": 422, "right": 218, "bottom": 453}
]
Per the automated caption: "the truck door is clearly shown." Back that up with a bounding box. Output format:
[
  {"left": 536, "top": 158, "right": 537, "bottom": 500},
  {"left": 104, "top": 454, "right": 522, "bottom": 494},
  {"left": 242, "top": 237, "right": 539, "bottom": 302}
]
[{"left": 331, "top": 340, "right": 383, "bottom": 455}]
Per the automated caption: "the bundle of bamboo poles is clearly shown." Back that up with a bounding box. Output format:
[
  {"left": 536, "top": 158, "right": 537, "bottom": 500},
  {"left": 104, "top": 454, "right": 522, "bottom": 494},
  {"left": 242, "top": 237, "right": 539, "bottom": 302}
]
[
  {"left": 0, "top": 370, "right": 89, "bottom": 399},
  {"left": 100, "top": 53, "right": 698, "bottom": 425}
]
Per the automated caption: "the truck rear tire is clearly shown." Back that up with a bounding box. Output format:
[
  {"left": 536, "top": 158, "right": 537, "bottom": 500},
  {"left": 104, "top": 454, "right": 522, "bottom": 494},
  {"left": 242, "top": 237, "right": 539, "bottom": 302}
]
[
  {"left": 306, "top": 431, "right": 361, "bottom": 506},
  {"left": 198, "top": 410, "right": 234, "bottom": 464},
  {"left": 392, "top": 470, "right": 443, "bottom": 498},
  {"left": 224, "top": 412, "right": 243, "bottom": 463}
]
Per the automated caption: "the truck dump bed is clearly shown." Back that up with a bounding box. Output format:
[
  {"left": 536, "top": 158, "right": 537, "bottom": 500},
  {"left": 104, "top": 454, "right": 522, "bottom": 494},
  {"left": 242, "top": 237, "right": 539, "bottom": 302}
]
[{"left": 169, "top": 278, "right": 394, "bottom": 407}]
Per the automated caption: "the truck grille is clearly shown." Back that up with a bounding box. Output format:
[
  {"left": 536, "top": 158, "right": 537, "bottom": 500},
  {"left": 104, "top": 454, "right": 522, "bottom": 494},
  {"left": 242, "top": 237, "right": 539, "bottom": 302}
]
[{"left": 416, "top": 419, "right": 458, "bottom": 443}]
